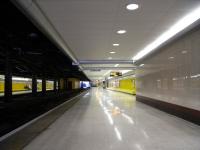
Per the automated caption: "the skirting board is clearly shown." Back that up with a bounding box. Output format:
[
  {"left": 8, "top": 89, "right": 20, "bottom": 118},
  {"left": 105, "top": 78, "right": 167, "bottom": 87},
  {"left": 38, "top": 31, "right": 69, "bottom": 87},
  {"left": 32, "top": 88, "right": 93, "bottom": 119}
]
[{"left": 136, "top": 95, "right": 200, "bottom": 126}]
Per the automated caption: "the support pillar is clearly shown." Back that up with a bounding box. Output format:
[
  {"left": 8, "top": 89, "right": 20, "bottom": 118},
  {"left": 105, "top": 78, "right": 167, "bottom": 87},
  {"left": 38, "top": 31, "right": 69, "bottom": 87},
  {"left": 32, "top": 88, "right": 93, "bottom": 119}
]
[
  {"left": 4, "top": 54, "right": 12, "bottom": 102},
  {"left": 42, "top": 76, "right": 46, "bottom": 95},
  {"left": 32, "top": 75, "right": 37, "bottom": 96},
  {"left": 64, "top": 78, "right": 67, "bottom": 90},
  {"left": 57, "top": 79, "right": 61, "bottom": 91},
  {"left": 54, "top": 79, "right": 57, "bottom": 91}
]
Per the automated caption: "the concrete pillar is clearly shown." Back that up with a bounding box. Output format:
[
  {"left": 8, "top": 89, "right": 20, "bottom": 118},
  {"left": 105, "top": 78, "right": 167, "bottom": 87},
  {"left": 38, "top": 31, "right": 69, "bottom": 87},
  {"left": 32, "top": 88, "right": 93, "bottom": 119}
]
[
  {"left": 57, "top": 79, "right": 61, "bottom": 91},
  {"left": 54, "top": 79, "right": 57, "bottom": 91},
  {"left": 4, "top": 54, "right": 12, "bottom": 102},
  {"left": 60, "top": 78, "right": 65, "bottom": 90},
  {"left": 42, "top": 76, "right": 46, "bottom": 95},
  {"left": 64, "top": 78, "right": 68, "bottom": 90},
  {"left": 32, "top": 75, "right": 37, "bottom": 95},
  {"left": 67, "top": 78, "right": 80, "bottom": 90}
]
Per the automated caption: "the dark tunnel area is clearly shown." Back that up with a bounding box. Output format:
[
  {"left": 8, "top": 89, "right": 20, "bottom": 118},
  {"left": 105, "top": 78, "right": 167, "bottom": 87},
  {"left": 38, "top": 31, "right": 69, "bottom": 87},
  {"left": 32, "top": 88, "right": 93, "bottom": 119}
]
[{"left": 0, "top": 1, "right": 89, "bottom": 136}]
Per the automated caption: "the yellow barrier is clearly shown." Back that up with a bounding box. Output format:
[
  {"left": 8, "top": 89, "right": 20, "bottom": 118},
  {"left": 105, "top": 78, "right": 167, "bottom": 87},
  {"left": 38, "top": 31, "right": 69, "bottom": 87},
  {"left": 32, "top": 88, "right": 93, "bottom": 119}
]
[{"left": 0, "top": 82, "right": 54, "bottom": 93}]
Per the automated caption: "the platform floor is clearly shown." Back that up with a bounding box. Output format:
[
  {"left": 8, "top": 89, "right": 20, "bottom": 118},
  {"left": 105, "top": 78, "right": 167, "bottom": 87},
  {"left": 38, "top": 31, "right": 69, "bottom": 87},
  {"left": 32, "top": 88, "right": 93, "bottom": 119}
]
[{"left": 23, "top": 88, "right": 200, "bottom": 150}]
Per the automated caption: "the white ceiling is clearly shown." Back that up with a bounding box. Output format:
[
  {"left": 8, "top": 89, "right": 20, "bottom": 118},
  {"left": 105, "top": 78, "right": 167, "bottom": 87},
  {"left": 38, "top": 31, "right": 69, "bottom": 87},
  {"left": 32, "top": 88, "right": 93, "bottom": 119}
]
[{"left": 35, "top": 0, "right": 200, "bottom": 80}]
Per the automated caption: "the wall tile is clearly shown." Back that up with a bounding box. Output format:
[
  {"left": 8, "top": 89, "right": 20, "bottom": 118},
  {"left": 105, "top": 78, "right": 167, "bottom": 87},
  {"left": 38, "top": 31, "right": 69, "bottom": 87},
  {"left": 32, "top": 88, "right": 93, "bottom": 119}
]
[{"left": 136, "top": 26, "right": 200, "bottom": 110}]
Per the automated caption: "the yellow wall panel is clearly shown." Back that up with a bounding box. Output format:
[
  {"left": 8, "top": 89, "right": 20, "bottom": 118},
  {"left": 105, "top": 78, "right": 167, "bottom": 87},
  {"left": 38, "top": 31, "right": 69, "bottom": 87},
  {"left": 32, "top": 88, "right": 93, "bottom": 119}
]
[
  {"left": 37, "top": 83, "right": 42, "bottom": 91},
  {"left": 46, "top": 82, "right": 54, "bottom": 90},
  {"left": 0, "top": 82, "right": 4, "bottom": 92},
  {"left": 108, "top": 78, "right": 136, "bottom": 95},
  {"left": 12, "top": 82, "right": 31, "bottom": 91},
  {"left": 119, "top": 79, "right": 134, "bottom": 90}
]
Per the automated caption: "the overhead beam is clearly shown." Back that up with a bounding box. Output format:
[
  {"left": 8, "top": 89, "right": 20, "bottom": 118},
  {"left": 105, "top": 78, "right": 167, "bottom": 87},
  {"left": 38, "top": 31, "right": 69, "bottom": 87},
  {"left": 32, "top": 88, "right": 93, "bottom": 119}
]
[
  {"left": 82, "top": 67, "right": 136, "bottom": 70},
  {"left": 73, "top": 60, "right": 134, "bottom": 65}
]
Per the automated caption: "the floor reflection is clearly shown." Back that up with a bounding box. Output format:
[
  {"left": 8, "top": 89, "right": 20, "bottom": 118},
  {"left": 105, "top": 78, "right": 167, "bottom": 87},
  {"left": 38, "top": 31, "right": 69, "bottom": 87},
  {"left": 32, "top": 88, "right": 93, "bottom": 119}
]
[{"left": 95, "top": 87, "right": 136, "bottom": 142}]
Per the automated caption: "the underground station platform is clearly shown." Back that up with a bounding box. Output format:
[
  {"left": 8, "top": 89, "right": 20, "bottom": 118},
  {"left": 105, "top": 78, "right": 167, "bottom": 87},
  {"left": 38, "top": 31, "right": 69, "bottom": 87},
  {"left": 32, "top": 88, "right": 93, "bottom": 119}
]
[{"left": 0, "top": 1, "right": 200, "bottom": 150}]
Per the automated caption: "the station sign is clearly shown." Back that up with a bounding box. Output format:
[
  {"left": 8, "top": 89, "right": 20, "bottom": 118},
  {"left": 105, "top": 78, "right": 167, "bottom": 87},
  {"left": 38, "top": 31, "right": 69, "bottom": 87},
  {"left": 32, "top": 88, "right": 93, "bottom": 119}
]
[{"left": 110, "top": 71, "right": 122, "bottom": 77}]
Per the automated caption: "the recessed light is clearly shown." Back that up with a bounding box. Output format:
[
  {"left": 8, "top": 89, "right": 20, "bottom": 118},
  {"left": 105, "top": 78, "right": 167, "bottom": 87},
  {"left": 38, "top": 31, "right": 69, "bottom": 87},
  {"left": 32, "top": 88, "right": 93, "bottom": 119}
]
[
  {"left": 113, "top": 43, "right": 119, "bottom": 46},
  {"left": 108, "top": 57, "right": 112, "bottom": 60},
  {"left": 110, "top": 51, "right": 116, "bottom": 54},
  {"left": 117, "top": 30, "right": 126, "bottom": 34},
  {"left": 181, "top": 50, "right": 187, "bottom": 54},
  {"left": 168, "top": 57, "right": 174, "bottom": 59},
  {"left": 126, "top": 4, "right": 139, "bottom": 11}
]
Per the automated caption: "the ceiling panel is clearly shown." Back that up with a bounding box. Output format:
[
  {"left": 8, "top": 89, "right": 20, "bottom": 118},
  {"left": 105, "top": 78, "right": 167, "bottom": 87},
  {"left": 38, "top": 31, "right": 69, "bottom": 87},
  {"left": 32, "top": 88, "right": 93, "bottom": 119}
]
[{"left": 35, "top": 0, "right": 200, "bottom": 80}]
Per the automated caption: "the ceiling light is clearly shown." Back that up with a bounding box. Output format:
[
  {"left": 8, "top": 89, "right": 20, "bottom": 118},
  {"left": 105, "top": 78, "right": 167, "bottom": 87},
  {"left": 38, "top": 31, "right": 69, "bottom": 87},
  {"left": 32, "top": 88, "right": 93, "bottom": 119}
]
[
  {"left": 108, "top": 57, "right": 112, "bottom": 60},
  {"left": 115, "top": 64, "right": 119, "bottom": 67},
  {"left": 132, "top": 6, "right": 200, "bottom": 62},
  {"left": 12, "top": 77, "right": 30, "bottom": 81},
  {"left": 168, "top": 57, "right": 174, "bottom": 59},
  {"left": 126, "top": 4, "right": 139, "bottom": 10},
  {"left": 110, "top": 51, "right": 116, "bottom": 54},
  {"left": 113, "top": 43, "right": 119, "bottom": 46},
  {"left": 107, "top": 77, "right": 113, "bottom": 80},
  {"left": 181, "top": 50, "right": 187, "bottom": 54},
  {"left": 117, "top": 30, "right": 126, "bottom": 34},
  {"left": 104, "top": 70, "right": 111, "bottom": 76},
  {"left": 139, "top": 64, "right": 144, "bottom": 67},
  {"left": 122, "top": 70, "right": 131, "bottom": 74}
]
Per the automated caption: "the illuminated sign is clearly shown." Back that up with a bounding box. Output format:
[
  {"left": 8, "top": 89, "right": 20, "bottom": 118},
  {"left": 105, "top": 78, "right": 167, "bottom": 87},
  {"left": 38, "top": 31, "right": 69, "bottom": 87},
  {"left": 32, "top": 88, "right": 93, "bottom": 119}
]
[{"left": 110, "top": 71, "right": 122, "bottom": 77}]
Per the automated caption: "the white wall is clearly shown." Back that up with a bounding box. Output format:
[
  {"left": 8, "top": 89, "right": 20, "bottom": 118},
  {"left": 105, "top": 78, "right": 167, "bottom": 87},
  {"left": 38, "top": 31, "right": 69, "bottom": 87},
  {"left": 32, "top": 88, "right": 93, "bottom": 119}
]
[{"left": 136, "top": 26, "right": 200, "bottom": 111}]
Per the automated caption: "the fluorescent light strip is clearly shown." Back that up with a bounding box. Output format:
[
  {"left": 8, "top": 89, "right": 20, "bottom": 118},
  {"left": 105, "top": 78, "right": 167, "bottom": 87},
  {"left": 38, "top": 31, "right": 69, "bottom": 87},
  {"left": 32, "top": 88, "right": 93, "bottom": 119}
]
[
  {"left": 12, "top": 77, "right": 31, "bottom": 81},
  {"left": 104, "top": 70, "right": 111, "bottom": 76},
  {"left": 0, "top": 75, "right": 5, "bottom": 79},
  {"left": 114, "top": 64, "right": 119, "bottom": 67},
  {"left": 113, "top": 43, "right": 119, "bottom": 46},
  {"left": 108, "top": 76, "right": 113, "bottom": 79},
  {"left": 132, "top": 6, "right": 200, "bottom": 61},
  {"left": 121, "top": 70, "right": 131, "bottom": 74}
]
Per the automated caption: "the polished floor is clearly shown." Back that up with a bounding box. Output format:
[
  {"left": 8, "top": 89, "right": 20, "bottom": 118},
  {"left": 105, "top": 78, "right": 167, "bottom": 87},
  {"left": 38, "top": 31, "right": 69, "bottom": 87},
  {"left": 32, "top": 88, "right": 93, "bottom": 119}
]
[{"left": 23, "top": 88, "right": 200, "bottom": 150}]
